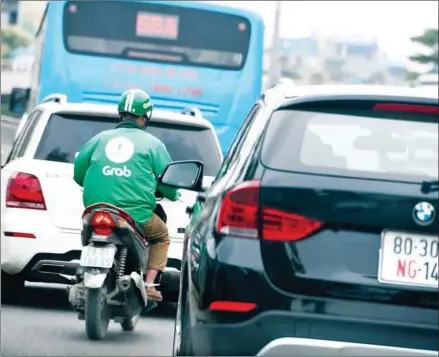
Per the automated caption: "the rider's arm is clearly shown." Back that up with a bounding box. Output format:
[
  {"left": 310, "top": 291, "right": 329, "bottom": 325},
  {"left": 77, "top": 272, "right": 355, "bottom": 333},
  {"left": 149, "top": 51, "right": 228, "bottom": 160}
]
[
  {"left": 73, "top": 135, "right": 99, "bottom": 187},
  {"left": 152, "top": 142, "right": 181, "bottom": 201}
]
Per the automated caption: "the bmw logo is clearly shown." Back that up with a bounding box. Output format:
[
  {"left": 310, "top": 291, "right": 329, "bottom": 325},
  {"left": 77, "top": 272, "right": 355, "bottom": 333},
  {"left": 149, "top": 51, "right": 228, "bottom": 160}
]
[{"left": 413, "top": 202, "right": 435, "bottom": 226}]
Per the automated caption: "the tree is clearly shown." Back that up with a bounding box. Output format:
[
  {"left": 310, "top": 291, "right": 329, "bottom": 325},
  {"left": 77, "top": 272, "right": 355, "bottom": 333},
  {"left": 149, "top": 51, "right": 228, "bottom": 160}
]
[
  {"left": 0, "top": 26, "right": 32, "bottom": 59},
  {"left": 409, "top": 28, "right": 438, "bottom": 69}
]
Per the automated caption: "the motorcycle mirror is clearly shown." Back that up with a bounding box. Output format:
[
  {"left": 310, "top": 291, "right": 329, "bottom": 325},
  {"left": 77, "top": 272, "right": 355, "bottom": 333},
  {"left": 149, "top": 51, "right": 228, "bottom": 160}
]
[{"left": 159, "top": 160, "right": 204, "bottom": 192}]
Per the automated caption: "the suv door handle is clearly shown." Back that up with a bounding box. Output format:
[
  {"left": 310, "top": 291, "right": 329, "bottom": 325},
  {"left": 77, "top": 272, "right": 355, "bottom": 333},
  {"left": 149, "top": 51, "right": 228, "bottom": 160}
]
[{"left": 186, "top": 205, "right": 194, "bottom": 215}]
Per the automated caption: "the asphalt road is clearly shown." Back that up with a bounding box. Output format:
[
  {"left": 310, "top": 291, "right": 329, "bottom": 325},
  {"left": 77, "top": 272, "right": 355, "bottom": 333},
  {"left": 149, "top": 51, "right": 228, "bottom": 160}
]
[
  {"left": 1, "top": 284, "right": 176, "bottom": 356},
  {"left": 1, "top": 119, "right": 176, "bottom": 356}
]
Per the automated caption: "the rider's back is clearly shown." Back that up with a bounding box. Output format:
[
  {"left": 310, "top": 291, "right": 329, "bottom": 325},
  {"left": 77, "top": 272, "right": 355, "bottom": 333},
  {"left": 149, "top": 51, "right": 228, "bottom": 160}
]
[{"left": 80, "top": 127, "right": 167, "bottom": 225}]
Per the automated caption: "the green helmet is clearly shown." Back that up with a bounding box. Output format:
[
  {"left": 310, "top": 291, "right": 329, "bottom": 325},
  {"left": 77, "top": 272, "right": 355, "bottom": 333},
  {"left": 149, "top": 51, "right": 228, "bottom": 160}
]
[{"left": 117, "top": 89, "right": 154, "bottom": 120}]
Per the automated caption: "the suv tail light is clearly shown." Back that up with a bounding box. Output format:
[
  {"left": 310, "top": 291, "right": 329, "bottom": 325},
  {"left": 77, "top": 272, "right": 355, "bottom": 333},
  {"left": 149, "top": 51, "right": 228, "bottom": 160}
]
[
  {"left": 217, "top": 181, "right": 260, "bottom": 238},
  {"left": 90, "top": 211, "right": 116, "bottom": 235},
  {"left": 262, "top": 208, "right": 323, "bottom": 241},
  {"left": 216, "top": 181, "right": 323, "bottom": 241},
  {"left": 6, "top": 172, "right": 46, "bottom": 210},
  {"left": 373, "top": 103, "right": 439, "bottom": 114}
]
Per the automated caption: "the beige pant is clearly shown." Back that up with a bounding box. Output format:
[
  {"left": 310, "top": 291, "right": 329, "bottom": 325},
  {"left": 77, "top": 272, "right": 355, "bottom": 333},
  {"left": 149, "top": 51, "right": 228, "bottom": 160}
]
[{"left": 143, "top": 213, "right": 170, "bottom": 272}]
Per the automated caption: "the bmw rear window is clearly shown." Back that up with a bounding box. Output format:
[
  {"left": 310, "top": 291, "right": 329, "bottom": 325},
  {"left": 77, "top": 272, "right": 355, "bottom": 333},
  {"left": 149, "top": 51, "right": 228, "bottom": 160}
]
[
  {"left": 261, "top": 106, "right": 438, "bottom": 182},
  {"left": 34, "top": 113, "right": 221, "bottom": 176}
]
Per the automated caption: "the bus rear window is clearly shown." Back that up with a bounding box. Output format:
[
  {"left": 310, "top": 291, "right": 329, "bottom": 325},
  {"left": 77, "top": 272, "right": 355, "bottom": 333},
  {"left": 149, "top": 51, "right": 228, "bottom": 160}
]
[{"left": 63, "top": 1, "right": 251, "bottom": 70}]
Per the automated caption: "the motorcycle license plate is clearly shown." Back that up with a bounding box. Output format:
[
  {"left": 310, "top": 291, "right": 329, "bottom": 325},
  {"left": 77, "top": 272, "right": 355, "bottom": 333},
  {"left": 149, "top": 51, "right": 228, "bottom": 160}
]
[{"left": 80, "top": 246, "right": 116, "bottom": 268}]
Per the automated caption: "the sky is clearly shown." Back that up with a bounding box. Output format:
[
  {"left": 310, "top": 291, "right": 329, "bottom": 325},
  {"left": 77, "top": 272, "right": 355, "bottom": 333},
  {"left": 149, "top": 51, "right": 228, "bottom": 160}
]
[{"left": 211, "top": 1, "right": 438, "bottom": 65}]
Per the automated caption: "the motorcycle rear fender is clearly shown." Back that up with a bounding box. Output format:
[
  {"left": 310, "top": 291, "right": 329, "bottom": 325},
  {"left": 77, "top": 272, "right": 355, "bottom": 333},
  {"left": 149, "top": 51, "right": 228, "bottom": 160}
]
[{"left": 83, "top": 267, "right": 109, "bottom": 289}]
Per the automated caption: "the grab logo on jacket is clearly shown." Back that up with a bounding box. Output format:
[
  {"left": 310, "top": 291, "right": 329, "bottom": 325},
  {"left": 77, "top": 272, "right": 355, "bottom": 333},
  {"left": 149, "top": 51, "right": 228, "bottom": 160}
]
[
  {"left": 105, "top": 137, "right": 134, "bottom": 163},
  {"left": 102, "top": 137, "right": 134, "bottom": 177},
  {"left": 102, "top": 165, "right": 132, "bottom": 177}
]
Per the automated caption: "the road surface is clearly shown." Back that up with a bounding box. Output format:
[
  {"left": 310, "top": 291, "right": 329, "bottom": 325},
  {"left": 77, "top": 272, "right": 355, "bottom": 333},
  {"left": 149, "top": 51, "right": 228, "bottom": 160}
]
[
  {"left": 1, "top": 284, "right": 176, "bottom": 356},
  {"left": 1, "top": 118, "right": 176, "bottom": 356}
]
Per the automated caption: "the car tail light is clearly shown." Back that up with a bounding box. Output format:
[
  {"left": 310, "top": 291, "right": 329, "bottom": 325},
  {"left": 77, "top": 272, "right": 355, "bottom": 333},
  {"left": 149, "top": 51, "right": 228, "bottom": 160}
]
[
  {"left": 5, "top": 172, "right": 46, "bottom": 210},
  {"left": 208, "top": 301, "right": 257, "bottom": 312},
  {"left": 216, "top": 181, "right": 260, "bottom": 238},
  {"left": 3, "top": 231, "right": 36, "bottom": 239},
  {"left": 216, "top": 180, "right": 323, "bottom": 241},
  {"left": 262, "top": 208, "right": 323, "bottom": 241},
  {"left": 90, "top": 211, "right": 116, "bottom": 235},
  {"left": 373, "top": 103, "right": 439, "bottom": 114}
]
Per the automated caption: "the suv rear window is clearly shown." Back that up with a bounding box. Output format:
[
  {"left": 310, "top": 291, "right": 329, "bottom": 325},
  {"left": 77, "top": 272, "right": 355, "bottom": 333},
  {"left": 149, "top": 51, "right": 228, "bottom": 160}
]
[
  {"left": 63, "top": 1, "right": 251, "bottom": 70},
  {"left": 261, "top": 109, "right": 438, "bottom": 181},
  {"left": 34, "top": 114, "right": 221, "bottom": 176}
]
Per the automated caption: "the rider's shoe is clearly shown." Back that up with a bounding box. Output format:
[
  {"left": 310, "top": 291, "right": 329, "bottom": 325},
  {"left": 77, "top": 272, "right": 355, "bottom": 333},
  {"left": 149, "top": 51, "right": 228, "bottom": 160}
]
[{"left": 146, "top": 286, "right": 163, "bottom": 302}]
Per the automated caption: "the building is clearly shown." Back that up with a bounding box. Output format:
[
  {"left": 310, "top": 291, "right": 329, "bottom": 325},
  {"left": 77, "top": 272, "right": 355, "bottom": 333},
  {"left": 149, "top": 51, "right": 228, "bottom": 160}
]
[
  {"left": 275, "top": 34, "right": 407, "bottom": 86},
  {"left": 1, "top": 0, "right": 19, "bottom": 26}
]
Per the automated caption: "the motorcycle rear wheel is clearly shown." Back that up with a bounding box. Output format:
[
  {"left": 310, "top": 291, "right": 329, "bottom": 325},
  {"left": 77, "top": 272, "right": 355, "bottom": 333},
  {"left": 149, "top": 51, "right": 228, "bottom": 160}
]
[{"left": 85, "top": 287, "right": 110, "bottom": 340}]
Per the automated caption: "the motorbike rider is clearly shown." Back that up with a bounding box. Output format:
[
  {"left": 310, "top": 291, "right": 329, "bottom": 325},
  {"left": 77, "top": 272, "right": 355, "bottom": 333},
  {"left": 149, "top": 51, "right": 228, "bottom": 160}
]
[{"left": 73, "top": 89, "right": 180, "bottom": 302}]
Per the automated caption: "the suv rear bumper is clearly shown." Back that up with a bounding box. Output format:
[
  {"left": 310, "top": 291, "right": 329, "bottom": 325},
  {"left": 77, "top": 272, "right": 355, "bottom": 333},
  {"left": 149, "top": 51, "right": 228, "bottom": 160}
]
[
  {"left": 21, "top": 252, "right": 181, "bottom": 292},
  {"left": 188, "top": 311, "right": 438, "bottom": 356},
  {"left": 256, "top": 337, "right": 437, "bottom": 356},
  {"left": 23, "top": 251, "right": 82, "bottom": 285}
]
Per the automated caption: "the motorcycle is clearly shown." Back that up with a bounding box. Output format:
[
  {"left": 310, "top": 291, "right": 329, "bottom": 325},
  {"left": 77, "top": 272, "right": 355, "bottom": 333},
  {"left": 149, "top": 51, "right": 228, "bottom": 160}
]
[{"left": 67, "top": 198, "right": 166, "bottom": 340}]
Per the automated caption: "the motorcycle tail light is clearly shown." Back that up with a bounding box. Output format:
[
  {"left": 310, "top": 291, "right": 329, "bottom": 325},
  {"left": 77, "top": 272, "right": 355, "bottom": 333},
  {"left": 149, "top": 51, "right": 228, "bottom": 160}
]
[{"left": 90, "top": 211, "right": 116, "bottom": 235}]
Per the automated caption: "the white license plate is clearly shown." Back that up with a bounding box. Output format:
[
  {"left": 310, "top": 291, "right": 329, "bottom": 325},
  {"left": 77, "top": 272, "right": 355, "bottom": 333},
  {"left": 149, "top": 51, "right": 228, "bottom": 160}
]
[
  {"left": 80, "top": 246, "right": 116, "bottom": 268},
  {"left": 378, "top": 230, "right": 438, "bottom": 288}
]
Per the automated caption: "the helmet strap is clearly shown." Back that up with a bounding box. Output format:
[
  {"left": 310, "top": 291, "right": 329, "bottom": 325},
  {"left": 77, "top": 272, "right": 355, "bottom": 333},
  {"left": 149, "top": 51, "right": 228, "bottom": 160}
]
[{"left": 142, "top": 111, "right": 152, "bottom": 129}]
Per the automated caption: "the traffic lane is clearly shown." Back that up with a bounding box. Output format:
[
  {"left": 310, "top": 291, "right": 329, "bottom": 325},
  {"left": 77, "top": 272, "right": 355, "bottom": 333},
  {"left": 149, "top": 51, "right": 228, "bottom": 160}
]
[
  {"left": 1, "top": 284, "right": 176, "bottom": 356},
  {"left": 1, "top": 118, "right": 176, "bottom": 355}
]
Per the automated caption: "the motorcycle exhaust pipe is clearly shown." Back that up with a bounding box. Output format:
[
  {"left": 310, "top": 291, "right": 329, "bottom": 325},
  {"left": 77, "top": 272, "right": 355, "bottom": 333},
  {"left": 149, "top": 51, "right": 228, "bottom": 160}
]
[{"left": 117, "top": 275, "right": 132, "bottom": 292}]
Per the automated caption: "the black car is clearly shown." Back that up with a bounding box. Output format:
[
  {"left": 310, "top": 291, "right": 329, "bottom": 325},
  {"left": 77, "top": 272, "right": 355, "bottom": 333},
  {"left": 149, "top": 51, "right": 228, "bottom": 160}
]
[{"left": 159, "top": 82, "right": 439, "bottom": 356}]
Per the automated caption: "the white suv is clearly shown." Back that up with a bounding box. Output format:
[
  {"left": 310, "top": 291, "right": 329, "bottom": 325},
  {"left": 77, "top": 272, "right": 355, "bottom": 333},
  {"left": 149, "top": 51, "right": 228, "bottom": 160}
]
[{"left": 1, "top": 95, "right": 222, "bottom": 302}]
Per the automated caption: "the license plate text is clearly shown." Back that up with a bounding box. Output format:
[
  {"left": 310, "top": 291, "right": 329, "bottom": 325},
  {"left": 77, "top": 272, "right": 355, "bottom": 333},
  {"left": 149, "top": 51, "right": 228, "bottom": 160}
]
[{"left": 379, "top": 231, "right": 438, "bottom": 288}]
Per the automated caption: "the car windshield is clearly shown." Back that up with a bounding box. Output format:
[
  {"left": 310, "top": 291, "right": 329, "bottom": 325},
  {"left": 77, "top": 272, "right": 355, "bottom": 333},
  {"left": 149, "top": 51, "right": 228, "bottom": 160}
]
[
  {"left": 261, "top": 109, "right": 438, "bottom": 181},
  {"left": 34, "top": 113, "right": 221, "bottom": 176}
]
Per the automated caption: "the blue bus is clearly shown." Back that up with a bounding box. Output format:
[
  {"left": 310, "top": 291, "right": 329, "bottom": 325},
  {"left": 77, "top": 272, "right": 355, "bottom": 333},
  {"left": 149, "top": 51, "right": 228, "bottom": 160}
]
[{"left": 28, "top": 1, "right": 264, "bottom": 153}]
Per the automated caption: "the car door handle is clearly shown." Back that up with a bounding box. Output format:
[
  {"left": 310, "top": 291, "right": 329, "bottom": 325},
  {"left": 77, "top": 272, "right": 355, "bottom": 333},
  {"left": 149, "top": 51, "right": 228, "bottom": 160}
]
[
  {"left": 186, "top": 205, "right": 194, "bottom": 215},
  {"left": 196, "top": 193, "right": 206, "bottom": 203}
]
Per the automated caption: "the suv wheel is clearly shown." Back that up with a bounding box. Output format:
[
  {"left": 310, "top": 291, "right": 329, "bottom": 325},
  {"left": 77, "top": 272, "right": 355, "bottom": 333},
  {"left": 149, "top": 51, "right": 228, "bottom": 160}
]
[{"left": 173, "top": 267, "right": 193, "bottom": 356}]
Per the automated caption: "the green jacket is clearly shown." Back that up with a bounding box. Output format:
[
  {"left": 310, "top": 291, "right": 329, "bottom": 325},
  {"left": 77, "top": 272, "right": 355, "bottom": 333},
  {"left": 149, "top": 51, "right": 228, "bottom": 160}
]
[{"left": 73, "top": 120, "right": 180, "bottom": 225}]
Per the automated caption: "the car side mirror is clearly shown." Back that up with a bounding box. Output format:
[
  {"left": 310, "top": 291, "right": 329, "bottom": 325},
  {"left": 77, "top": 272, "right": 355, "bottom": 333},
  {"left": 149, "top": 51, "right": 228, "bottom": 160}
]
[{"left": 159, "top": 160, "right": 204, "bottom": 192}]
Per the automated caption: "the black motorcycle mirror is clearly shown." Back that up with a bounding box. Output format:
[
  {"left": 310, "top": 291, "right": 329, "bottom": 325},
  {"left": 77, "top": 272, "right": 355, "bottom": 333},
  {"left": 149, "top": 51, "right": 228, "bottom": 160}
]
[{"left": 158, "top": 160, "right": 204, "bottom": 192}]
